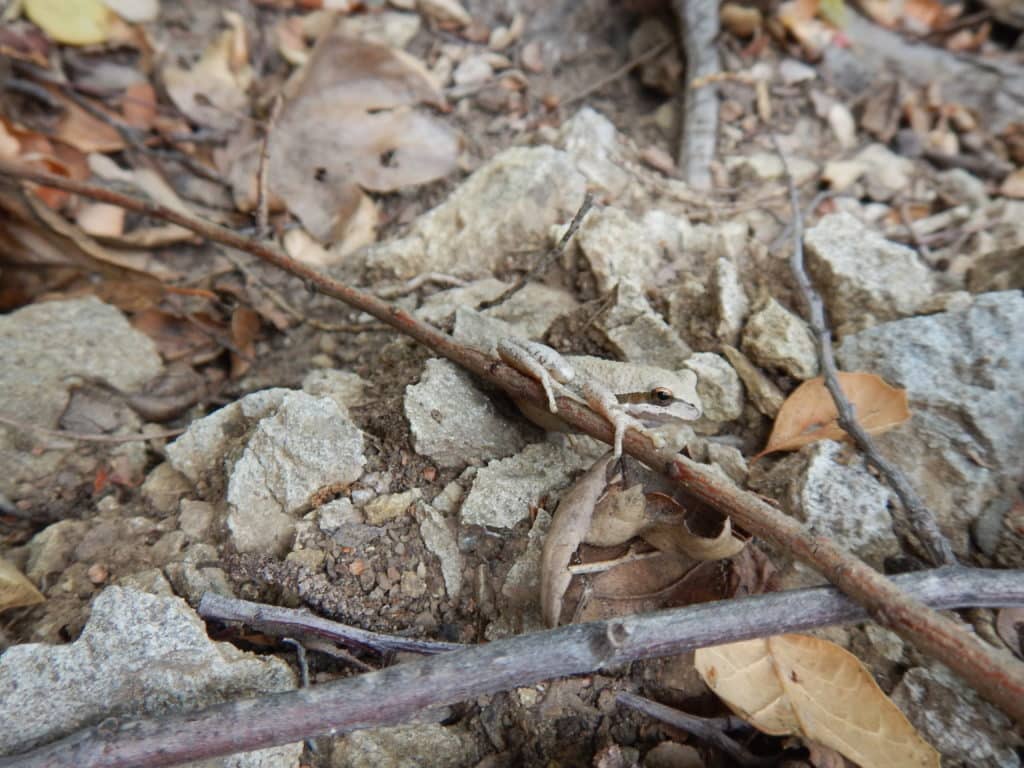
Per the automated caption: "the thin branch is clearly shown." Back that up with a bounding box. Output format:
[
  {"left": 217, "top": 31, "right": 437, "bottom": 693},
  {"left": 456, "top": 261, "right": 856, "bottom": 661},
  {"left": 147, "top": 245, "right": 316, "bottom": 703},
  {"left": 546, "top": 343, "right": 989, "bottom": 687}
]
[
  {"left": 616, "top": 693, "right": 773, "bottom": 767},
  {"left": 0, "top": 415, "right": 184, "bottom": 444},
  {"left": 255, "top": 96, "right": 283, "bottom": 238},
  {"left": 477, "top": 192, "right": 593, "bottom": 310},
  {"left": 198, "top": 593, "right": 464, "bottom": 656},
  {"left": 562, "top": 41, "right": 673, "bottom": 108},
  {"left": 768, "top": 134, "right": 958, "bottom": 568},
  {"left": 0, "top": 160, "right": 1020, "bottom": 722},
  {"left": 674, "top": 0, "right": 721, "bottom": 190},
  {"left": 4, "top": 567, "right": 1021, "bottom": 768}
]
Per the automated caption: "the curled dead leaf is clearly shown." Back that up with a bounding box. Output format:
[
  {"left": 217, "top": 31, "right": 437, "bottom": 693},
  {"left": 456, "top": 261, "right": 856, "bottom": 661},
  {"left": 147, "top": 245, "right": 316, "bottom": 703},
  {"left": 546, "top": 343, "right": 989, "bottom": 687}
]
[
  {"left": 0, "top": 557, "right": 45, "bottom": 613},
  {"left": 541, "top": 453, "right": 615, "bottom": 627},
  {"left": 758, "top": 372, "right": 911, "bottom": 457},
  {"left": 695, "top": 634, "right": 940, "bottom": 768}
]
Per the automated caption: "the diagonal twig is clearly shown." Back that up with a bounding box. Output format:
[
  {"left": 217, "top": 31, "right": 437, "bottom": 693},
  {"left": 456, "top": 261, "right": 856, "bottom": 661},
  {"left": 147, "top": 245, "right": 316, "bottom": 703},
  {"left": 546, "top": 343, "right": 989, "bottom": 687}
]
[
  {"left": 616, "top": 693, "right": 773, "bottom": 767},
  {"left": 3, "top": 567, "right": 1021, "bottom": 768},
  {"left": 0, "top": 159, "right": 1019, "bottom": 723},
  {"left": 768, "top": 134, "right": 958, "bottom": 568},
  {"left": 198, "top": 593, "right": 463, "bottom": 656}
]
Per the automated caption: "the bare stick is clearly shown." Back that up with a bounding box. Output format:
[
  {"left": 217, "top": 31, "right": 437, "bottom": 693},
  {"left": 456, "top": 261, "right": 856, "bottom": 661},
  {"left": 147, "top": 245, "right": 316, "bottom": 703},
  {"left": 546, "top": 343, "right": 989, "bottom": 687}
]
[
  {"left": 768, "top": 135, "right": 958, "bottom": 568},
  {"left": 0, "top": 160, "right": 1019, "bottom": 720},
  {"left": 674, "top": 0, "right": 721, "bottom": 190},
  {"left": 255, "top": 96, "right": 283, "bottom": 238},
  {"left": 616, "top": 693, "right": 772, "bottom": 767},
  {"left": 199, "top": 593, "right": 463, "bottom": 656},
  {"left": 478, "top": 192, "right": 593, "bottom": 310},
  {"left": 0, "top": 415, "right": 184, "bottom": 444},
  {"left": 4, "top": 567, "right": 1021, "bottom": 768}
]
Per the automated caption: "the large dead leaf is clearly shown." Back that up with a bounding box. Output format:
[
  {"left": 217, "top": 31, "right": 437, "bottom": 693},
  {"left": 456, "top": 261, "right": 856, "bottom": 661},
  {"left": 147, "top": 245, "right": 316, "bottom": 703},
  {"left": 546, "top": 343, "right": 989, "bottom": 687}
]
[
  {"left": 224, "top": 18, "right": 458, "bottom": 242},
  {"left": 541, "top": 453, "right": 615, "bottom": 627},
  {"left": 163, "top": 10, "right": 253, "bottom": 131},
  {"left": 758, "top": 372, "right": 910, "bottom": 457},
  {"left": 0, "top": 557, "right": 45, "bottom": 613},
  {"left": 695, "top": 634, "right": 939, "bottom": 768}
]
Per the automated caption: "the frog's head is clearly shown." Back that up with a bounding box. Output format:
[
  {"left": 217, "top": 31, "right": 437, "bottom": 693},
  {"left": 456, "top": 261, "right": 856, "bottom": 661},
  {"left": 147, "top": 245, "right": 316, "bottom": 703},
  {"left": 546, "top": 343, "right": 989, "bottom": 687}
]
[{"left": 619, "top": 369, "right": 702, "bottom": 425}]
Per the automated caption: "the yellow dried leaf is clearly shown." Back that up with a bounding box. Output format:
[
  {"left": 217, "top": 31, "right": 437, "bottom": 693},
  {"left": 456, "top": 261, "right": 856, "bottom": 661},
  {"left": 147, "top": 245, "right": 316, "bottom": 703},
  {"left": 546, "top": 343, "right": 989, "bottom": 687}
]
[
  {"left": 0, "top": 557, "right": 45, "bottom": 613},
  {"left": 25, "top": 0, "right": 112, "bottom": 45},
  {"left": 695, "top": 634, "right": 940, "bottom": 768},
  {"left": 758, "top": 372, "right": 910, "bottom": 457}
]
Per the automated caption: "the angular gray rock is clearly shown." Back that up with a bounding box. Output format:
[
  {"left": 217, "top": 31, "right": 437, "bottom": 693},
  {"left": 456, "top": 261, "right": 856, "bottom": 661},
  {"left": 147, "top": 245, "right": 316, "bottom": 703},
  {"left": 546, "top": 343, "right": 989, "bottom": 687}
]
[
  {"left": 805, "top": 212, "right": 936, "bottom": 326},
  {"left": 363, "top": 146, "right": 587, "bottom": 279},
  {"left": 460, "top": 440, "right": 603, "bottom": 529},
  {"left": 575, "top": 207, "right": 665, "bottom": 294},
  {"left": 741, "top": 298, "right": 818, "bottom": 379},
  {"left": 0, "top": 587, "right": 300, "bottom": 766},
  {"left": 838, "top": 291, "right": 1024, "bottom": 555},
  {"left": 331, "top": 722, "right": 478, "bottom": 768},
  {"left": 683, "top": 352, "right": 743, "bottom": 424},
  {"left": 892, "top": 665, "right": 1021, "bottom": 768},
  {"left": 226, "top": 392, "right": 365, "bottom": 555},
  {"left": 404, "top": 358, "right": 530, "bottom": 468},
  {"left": 167, "top": 389, "right": 365, "bottom": 556},
  {"left": 0, "top": 297, "right": 162, "bottom": 499}
]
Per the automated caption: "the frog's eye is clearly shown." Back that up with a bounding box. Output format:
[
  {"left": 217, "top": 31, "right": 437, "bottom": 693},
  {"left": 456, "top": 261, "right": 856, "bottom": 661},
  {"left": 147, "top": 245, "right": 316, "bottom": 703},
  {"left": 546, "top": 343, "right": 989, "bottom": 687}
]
[{"left": 651, "top": 387, "right": 674, "bottom": 405}]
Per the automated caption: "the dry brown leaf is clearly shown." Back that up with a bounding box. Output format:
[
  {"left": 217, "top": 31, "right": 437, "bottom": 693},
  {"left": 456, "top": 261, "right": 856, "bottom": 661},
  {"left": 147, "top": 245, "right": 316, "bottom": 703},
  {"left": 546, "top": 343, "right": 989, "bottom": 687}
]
[
  {"left": 695, "top": 634, "right": 940, "bottom": 768},
  {"left": 758, "top": 372, "right": 910, "bottom": 457},
  {"left": 641, "top": 493, "right": 747, "bottom": 560},
  {"left": 163, "top": 10, "right": 253, "bottom": 131},
  {"left": 585, "top": 483, "right": 648, "bottom": 547},
  {"left": 51, "top": 93, "right": 125, "bottom": 154},
  {"left": 777, "top": 0, "right": 837, "bottom": 57},
  {"left": 541, "top": 453, "right": 615, "bottom": 627},
  {"left": 122, "top": 81, "right": 157, "bottom": 130},
  {"left": 229, "top": 306, "right": 261, "bottom": 379},
  {"left": 1000, "top": 168, "right": 1024, "bottom": 199},
  {"left": 0, "top": 557, "right": 45, "bottom": 613},
  {"left": 76, "top": 202, "right": 125, "bottom": 236},
  {"left": 225, "top": 18, "right": 457, "bottom": 243},
  {"left": 24, "top": 0, "right": 113, "bottom": 45}
]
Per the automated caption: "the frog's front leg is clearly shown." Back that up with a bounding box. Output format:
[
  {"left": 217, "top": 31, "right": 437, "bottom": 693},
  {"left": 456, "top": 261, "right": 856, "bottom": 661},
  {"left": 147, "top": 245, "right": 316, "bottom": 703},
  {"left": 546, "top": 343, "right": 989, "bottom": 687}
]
[
  {"left": 497, "top": 339, "right": 574, "bottom": 413},
  {"left": 574, "top": 377, "right": 640, "bottom": 459}
]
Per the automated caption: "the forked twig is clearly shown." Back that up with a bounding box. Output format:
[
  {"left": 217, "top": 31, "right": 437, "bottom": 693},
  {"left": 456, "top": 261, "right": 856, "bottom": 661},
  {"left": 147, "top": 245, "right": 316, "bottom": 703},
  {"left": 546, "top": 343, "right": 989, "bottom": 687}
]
[{"left": 769, "top": 134, "right": 957, "bottom": 567}]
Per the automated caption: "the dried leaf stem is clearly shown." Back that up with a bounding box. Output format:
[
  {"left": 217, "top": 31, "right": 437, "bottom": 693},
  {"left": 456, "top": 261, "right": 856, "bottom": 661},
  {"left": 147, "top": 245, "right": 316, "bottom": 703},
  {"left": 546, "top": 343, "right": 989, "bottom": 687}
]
[
  {"left": 769, "top": 134, "right": 958, "bottom": 567},
  {"left": 0, "top": 159, "right": 1020, "bottom": 725},
  {"left": 2, "top": 567, "right": 1020, "bottom": 767}
]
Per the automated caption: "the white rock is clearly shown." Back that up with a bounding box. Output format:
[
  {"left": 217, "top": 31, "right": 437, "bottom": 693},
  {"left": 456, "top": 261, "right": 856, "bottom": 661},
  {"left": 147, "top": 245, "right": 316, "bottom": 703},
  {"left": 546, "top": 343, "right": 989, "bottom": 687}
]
[
  {"left": 778, "top": 58, "right": 816, "bottom": 84},
  {"left": 712, "top": 257, "right": 749, "bottom": 345},
  {"left": 805, "top": 212, "right": 936, "bottom": 325},
  {"left": 364, "top": 488, "right": 421, "bottom": 525},
  {"left": 302, "top": 369, "right": 369, "bottom": 412},
  {"left": 364, "top": 147, "right": 586, "bottom": 279},
  {"left": 741, "top": 298, "right": 819, "bottom": 379},
  {"left": 683, "top": 352, "right": 744, "bottom": 424},
  {"left": 556, "top": 108, "right": 631, "bottom": 199},
  {"left": 596, "top": 280, "right": 692, "bottom": 367},
  {"left": 854, "top": 143, "right": 915, "bottom": 201},
  {"left": 225, "top": 391, "right": 365, "bottom": 555},
  {"left": 460, "top": 441, "right": 603, "bottom": 529},
  {"left": 838, "top": 292, "right": 1024, "bottom": 554},
  {"left": 892, "top": 665, "right": 1020, "bottom": 767},
  {"left": 332, "top": 721, "right": 478, "bottom": 767},
  {"left": 0, "top": 587, "right": 300, "bottom": 765},
  {"left": 419, "top": 504, "right": 462, "bottom": 598},
  {"left": 725, "top": 153, "right": 818, "bottom": 185},
  {"left": 576, "top": 207, "right": 665, "bottom": 293},
  {"left": 452, "top": 55, "right": 493, "bottom": 87}
]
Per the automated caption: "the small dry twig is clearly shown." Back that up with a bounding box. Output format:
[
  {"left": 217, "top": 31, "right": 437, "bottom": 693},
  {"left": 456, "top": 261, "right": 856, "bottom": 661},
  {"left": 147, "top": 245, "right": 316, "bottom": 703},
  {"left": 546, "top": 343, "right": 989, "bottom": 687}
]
[
  {"left": 769, "top": 134, "right": 958, "bottom": 568},
  {"left": 0, "top": 415, "right": 184, "bottom": 444},
  {"left": 198, "top": 593, "right": 463, "bottom": 656},
  {"left": 617, "top": 692, "right": 773, "bottom": 767},
  {"left": 477, "top": 192, "right": 593, "bottom": 310}
]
